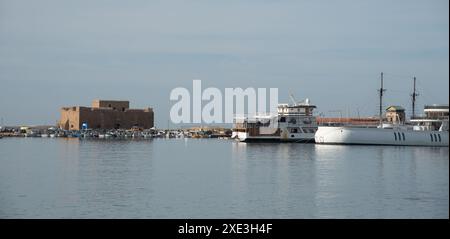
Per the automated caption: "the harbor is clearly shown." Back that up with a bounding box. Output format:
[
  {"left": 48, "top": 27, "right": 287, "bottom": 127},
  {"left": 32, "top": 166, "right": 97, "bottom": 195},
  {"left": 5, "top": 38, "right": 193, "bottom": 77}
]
[
  {"left": 2, "top": 104, "right": 447, "bottom": 145},
  {"left": 0, "top": 0, "right": 448, "bottom": 223},
  {"left": 1, "top": 77, "right": 448, "bottom": 147},
  {"left": 0, "top": 127, "right": 233, "bottom": 139},
  {"left": 1, "top": 75, "right": 447, "bottom": 220}
]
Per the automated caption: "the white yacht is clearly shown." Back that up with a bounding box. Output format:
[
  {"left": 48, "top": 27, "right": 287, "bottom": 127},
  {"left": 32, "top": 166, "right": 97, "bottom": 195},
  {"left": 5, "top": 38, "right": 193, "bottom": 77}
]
[
  {"left": 315, "top": 105, "right": 448, "bottom": 146},
  {"left": 232, "top": 97, "right": 318, "bottom": 142},
  {"left": 315, "top": 74, "right": 448, "bottom": 147}
]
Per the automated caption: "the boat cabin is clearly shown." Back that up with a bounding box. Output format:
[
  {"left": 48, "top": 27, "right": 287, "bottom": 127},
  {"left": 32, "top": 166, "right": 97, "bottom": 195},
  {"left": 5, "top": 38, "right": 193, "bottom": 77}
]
[{"left": 386, "top": 106, "right": 405, "bottom": 124}]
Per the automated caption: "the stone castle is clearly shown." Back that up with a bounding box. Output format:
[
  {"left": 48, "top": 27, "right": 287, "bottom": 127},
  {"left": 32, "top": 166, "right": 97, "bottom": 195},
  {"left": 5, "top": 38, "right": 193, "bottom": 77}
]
[{"left": 58, "top": 100, "right": 154, "bottom": 130}]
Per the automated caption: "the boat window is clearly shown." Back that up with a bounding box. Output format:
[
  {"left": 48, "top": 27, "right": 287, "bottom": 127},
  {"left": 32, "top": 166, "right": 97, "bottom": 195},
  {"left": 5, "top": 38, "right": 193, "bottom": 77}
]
[
  {"left": 291, "top": 134, "right": 295, "bottom": 138},
  {"left": 438, "top": 134, "right": 441, "bottom": 142},
  {"left": 434, "top": 134, "right": 437, "bottom": 142},
  {"left": 303, "top": 128, "right": 313, "bottom": 133},
  {"left": 430, "top": 134, "right": 434, "bottom": 142},
  {"left": 279, "top": 117, "right": 286, "bottom": 123},
  {"left": 290, "top": 128, "right": 298, "bottom": 133},
  {"left": 394, "top": 133, "right": 397, "bottom": 141},
  {"left": 289, "top": 118, "right": 297, "bottom": 124},
  {"left": 402, "top": 132, "right": 405, "bottom": 141}
]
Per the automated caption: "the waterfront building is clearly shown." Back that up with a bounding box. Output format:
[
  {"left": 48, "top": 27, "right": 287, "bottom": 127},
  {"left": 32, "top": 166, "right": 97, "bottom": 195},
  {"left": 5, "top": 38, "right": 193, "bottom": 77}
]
[
  {"left": 58, "top": 100, "right": 154, "bottom": 130},
  {"left": 385, "top": 106, "right": 406, "bottom": 124}
]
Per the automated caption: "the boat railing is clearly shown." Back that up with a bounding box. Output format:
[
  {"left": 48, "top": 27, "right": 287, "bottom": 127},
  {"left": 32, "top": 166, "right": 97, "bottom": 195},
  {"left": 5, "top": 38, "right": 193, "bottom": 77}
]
[{"left": 410, "top": 116, "right": 449, "bottom": 120}]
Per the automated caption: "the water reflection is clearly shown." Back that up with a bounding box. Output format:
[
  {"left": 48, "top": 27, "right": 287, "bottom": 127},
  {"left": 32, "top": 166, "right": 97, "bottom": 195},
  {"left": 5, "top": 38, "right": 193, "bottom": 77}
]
[
  {"left": 231, "top": 142, "right": 448, "bottom": 218},
  {"left": 58, "top": 139, "right": 157, "bottom": 218},
  {"left": 312, "top": 145, "right": 448, "bottom": 218},
  {"left": 0, "top": 138, "right": 448, "bottom": 218}
]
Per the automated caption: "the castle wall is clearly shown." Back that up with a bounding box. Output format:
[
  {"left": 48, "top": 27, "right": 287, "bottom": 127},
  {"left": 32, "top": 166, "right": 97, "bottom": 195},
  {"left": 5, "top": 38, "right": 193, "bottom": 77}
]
[
  {"left": 58, "top": 101, "right": 154, "bottom": 130},
  {"left": 91, "top": 100, "right": 130, "bottom": 111},
  {"left": 58, "top": 107, "right": 82, "bottom": 130}
]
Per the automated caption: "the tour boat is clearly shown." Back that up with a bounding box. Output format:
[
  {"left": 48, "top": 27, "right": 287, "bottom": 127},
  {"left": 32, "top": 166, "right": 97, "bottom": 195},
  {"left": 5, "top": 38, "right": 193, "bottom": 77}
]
[{"left": 232, "top": 96, "right": 318, "bottom": 142}]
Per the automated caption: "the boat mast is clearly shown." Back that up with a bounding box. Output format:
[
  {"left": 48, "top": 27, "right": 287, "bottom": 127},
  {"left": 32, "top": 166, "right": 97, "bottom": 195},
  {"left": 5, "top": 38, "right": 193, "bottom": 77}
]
[
  {"left": 411, "top": 76, "right": 418, "bottom": 118},
  {"left": 289, "top": 91, "right": 298, "bottom": 106},
  {"left": 378, "top": 72, "right": 386, "bottom": 125}
]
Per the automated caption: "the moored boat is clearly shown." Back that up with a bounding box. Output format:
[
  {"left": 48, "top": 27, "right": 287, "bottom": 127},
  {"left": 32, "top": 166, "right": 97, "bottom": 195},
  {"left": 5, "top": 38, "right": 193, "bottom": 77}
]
[
  {"left": 315, "top": 122, "right": 448, "bottom": 146},
  {"left": 315, "top": 74, "right": 448, "bottom": 147},
  {"left": 232, "top": 95, "right": 318, "bottom": 142}
]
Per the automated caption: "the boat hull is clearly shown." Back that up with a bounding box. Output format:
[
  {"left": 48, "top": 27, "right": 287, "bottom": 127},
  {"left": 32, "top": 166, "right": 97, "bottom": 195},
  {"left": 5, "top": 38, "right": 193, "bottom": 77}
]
[
  {"left": 234, "top": 132, "right": 315, "bottom": 143},
  {"left": 315, "top": 126, "right": 449, "bottom": 146}
]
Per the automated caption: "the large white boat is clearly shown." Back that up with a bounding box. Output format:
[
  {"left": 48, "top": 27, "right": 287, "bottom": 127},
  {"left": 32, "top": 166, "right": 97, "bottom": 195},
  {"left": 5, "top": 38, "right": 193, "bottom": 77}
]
[
  {"left": 232, "top": 97, "right": 318, "bottom": 142},
  {"left": 315, "top": 119, "right": 448, "bottom": 147},
  {"left": 315, "top": 74, "right": 449, "bottom": 147}
]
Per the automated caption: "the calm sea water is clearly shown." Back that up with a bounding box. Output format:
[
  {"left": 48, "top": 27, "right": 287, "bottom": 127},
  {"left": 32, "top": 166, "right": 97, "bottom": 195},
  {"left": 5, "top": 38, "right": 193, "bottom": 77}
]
[{"left": 0, "top": 137, "right": 448, "bottom": 218}]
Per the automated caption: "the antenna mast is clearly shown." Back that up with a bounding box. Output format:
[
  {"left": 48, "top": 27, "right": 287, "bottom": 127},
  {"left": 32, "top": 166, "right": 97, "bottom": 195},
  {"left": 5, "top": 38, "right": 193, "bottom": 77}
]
[
  {"left": 289, "top": 91, "right": 298, "bottom": 106},
  {"left": 411, "top": 76, "right": 419, "bottom": 118},
  {"left": 378, "top": 72, "right": 386, "bottom": 125}
]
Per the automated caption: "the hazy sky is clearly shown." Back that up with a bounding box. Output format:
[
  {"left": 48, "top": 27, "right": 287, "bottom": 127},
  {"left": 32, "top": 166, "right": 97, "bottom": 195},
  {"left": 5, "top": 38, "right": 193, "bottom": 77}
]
[{"left": 0, "top": 0, "right": 448, "bottom": 127}]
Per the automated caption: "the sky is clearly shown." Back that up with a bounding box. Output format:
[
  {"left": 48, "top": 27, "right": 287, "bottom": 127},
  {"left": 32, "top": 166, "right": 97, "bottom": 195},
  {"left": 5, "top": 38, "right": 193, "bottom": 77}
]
[{"left": 0, "top": 0, "right": 448, "bottom": 127}]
